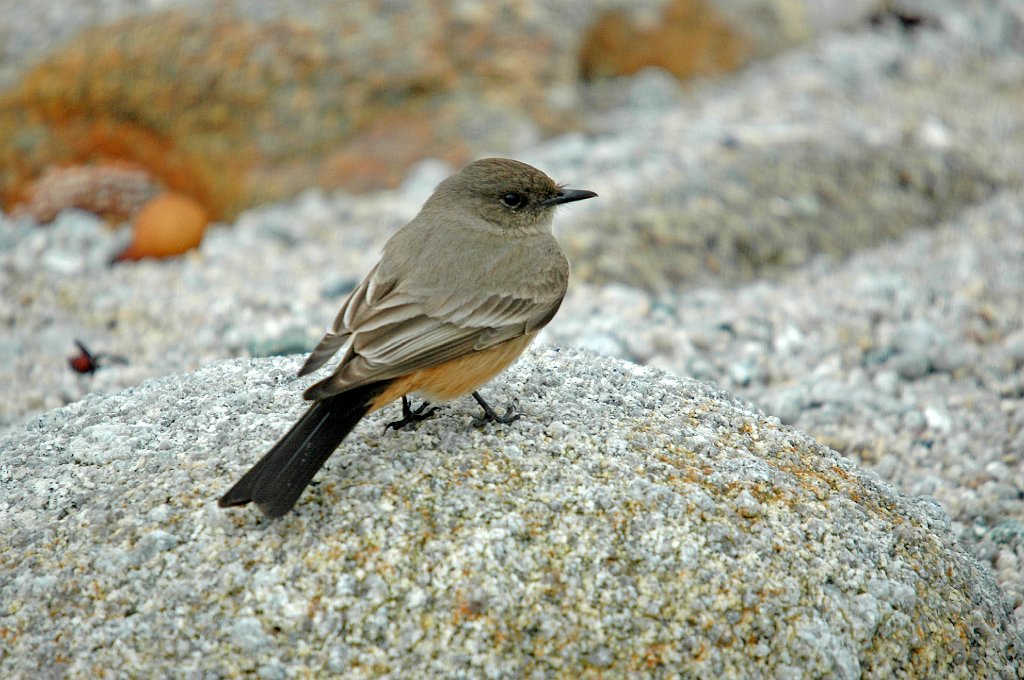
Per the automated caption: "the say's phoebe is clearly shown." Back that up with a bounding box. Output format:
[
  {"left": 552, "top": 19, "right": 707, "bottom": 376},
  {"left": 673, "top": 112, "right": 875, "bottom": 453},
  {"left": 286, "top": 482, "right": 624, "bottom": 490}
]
[{"left": 218, "top": 158, "right": 596, "bottom": 517}]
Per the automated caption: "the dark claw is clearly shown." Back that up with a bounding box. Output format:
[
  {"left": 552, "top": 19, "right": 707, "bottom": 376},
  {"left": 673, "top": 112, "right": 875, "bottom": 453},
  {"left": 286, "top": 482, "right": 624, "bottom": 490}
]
[
  {"left": 385, "top": 396, "right": 439, "bottom": 432},
  {"left": 471, "top": 391, "right": 523, "bottom": 427}
]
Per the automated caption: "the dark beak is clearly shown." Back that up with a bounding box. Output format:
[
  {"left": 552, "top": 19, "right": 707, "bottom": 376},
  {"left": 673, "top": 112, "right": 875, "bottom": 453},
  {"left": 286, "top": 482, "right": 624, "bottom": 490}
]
[{"left": 544, "top": 189, "right": 598, "bottom": 206}]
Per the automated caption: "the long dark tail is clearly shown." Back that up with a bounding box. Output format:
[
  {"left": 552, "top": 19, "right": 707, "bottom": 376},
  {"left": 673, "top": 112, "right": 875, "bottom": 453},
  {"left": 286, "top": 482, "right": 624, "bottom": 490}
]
[{"left": 218, "top": 381, "right": 390, "bottom": 518}]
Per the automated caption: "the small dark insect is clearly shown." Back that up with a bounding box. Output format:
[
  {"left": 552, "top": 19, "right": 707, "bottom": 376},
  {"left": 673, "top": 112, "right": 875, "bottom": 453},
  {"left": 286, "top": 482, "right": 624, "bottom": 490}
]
[{"left": 69, "top": 339, "right": 128, "bottom": 374}]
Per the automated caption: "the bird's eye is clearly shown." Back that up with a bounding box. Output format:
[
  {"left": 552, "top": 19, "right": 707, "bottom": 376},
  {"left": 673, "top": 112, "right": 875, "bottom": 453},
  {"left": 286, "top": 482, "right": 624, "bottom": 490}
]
[{"left": 500, "top": 192, "right": 527, "bottom": 210}]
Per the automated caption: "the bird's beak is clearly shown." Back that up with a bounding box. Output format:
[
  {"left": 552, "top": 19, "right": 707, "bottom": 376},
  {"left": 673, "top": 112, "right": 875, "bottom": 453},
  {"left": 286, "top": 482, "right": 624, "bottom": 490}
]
[{"left": 544, "top": 189, "right": 598, "bottom": 206}]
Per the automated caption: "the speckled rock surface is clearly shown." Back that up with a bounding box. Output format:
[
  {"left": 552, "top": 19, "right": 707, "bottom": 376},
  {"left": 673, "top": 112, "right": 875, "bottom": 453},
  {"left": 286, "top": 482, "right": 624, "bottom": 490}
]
[
  {"left": 1, "top": 349, "right": 1019, "bottom": 677},
  {"left": 3, "top": 0, "right": 1024, "bottom": 664},
  {"left": 4, "top": 3, "right": 1024, "bottom": 634}
]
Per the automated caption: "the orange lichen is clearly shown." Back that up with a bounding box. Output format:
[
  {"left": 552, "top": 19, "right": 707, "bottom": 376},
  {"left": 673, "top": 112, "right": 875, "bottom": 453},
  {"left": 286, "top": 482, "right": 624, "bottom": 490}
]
[
  {"left": 579, "top": 0, "right": 752, "bottom": 80},
  {"left": 114, "top": 192, "right": 209, "bottom": 261},
  {"left": 0, "top": 5, "right": 578, "bottom": 218},
  {"left": 59, "top": 118, "right": 230, "bottom": 218},
  {"left": 321, "top": 110, "right": 469, "bottom": 192}
]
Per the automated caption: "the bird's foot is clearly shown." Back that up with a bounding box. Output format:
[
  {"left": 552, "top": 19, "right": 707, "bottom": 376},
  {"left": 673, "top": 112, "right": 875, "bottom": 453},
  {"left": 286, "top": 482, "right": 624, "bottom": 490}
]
[
  {"left": 471, "top": 391, "right": 524, "bottom": 427},
  {"left": 385, "top": 396, "right": 439, "bottom": 432}
]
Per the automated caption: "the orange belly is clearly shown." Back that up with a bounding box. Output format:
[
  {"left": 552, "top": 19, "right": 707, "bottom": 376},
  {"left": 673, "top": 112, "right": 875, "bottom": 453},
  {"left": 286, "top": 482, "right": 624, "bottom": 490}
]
[{"left": 370, "top": 333, "right": 536, "bottom": 410}]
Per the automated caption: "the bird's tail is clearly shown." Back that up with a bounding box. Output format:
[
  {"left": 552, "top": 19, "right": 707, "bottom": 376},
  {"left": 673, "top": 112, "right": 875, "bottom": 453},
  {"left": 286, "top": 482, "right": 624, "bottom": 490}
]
[{"left": 218, "top": 380, "right": 390, "bottom": 518}]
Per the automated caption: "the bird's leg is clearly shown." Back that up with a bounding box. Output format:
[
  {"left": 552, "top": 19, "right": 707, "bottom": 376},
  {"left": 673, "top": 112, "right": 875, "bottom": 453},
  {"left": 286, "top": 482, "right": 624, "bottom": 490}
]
[
  {"left": 471, "top": 391, "right": 523, "bottom": 427},
  {"left": 385, "top": 395, "right": 439, "bottom": 432}
]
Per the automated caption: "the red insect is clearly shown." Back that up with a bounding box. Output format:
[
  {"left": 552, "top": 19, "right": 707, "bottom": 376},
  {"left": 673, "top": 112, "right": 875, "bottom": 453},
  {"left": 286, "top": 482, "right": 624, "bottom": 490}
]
[{"left": 68, "top": 340, "right": 127, "bottom": 374}]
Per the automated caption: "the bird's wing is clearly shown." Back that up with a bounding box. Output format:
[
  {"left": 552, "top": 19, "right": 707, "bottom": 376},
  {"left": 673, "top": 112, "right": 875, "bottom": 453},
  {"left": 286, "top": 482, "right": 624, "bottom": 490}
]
[
  {"left": 297, "top": 261, "right": 396, "bottom": 377},
  {"left": 301, "top": 264, "right": 566, "bottom": 401}
]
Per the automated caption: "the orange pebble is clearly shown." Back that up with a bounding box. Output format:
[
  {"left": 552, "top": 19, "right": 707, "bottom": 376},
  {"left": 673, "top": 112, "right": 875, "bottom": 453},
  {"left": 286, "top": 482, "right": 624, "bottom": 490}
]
[{"left": 115, "top": 192, "right": 209, "bottom": 261}]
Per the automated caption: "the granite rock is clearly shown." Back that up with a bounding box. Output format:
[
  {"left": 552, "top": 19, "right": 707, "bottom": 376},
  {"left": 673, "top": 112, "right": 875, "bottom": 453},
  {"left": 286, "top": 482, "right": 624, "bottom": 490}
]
[{"left": 1, "top": 349, "right": 1018, "bottom": 676}]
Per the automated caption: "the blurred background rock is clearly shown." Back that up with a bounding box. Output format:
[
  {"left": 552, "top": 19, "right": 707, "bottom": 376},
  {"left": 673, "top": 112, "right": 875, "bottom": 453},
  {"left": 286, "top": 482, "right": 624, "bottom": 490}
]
[{"left": 0, "top": 0, "right": 894, "bottom": 220}]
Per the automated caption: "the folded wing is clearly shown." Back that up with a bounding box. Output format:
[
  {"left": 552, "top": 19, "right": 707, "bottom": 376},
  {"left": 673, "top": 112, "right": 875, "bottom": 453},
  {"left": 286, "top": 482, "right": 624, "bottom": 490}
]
[{"left": 302, "top": 264, "right": 566, "bottom": 401}]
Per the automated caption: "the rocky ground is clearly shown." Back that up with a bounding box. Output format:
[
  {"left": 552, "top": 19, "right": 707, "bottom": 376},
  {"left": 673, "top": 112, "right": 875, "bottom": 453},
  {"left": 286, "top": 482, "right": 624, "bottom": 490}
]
[
  {"left": 2, "top": 350, "right": 1019, "bottom": 677},
  {"left": 2, "top": 0, "right": 1023, "bottom": 643}
]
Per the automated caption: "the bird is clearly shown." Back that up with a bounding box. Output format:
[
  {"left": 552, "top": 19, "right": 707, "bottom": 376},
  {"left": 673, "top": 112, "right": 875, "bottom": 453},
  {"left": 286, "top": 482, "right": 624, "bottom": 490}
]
[{"left": 218, "top": 157, "right": 597, "bottom": 517}]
